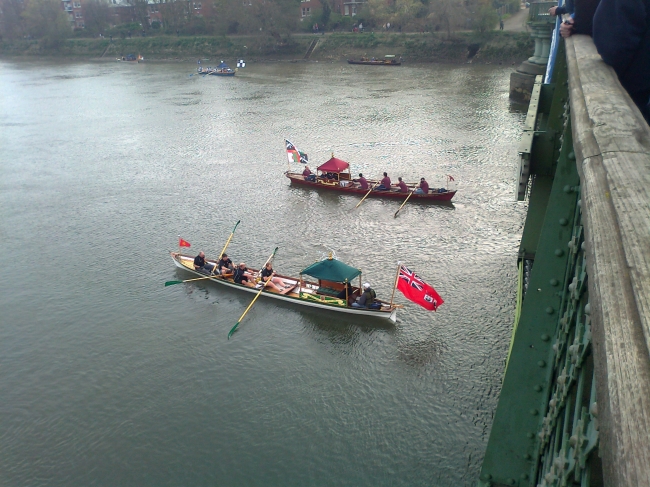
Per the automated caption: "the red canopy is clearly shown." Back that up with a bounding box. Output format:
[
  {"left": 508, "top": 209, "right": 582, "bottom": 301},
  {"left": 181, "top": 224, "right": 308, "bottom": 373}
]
[{"left": 317, "top": 157, "right": 350, "bottom": 173}]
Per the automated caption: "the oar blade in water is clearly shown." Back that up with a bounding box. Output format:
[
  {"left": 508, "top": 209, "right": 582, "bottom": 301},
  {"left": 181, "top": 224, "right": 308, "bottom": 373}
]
[
  {"left": 227, "top": 322, "right": 240, "bottom": 340},
  {"left": 165, "top": 280, "right": 184, "bottom": 286}
]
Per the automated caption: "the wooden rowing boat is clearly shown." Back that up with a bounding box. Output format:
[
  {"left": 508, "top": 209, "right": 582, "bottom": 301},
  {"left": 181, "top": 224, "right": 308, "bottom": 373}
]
[
  {"left": 170, "top": 253, "right": 398, "bottom": 322},
  {"left": 286, "top": 171, "right": 456, "bottom": 201},
  {"left": 347, "top": 55, "right": 402, "bottom": 66}
]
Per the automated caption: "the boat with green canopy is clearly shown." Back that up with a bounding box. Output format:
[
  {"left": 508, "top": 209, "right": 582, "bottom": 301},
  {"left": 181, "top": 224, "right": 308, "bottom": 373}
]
[{"left": 170, "top": 252, "right": 398, "bottom": 322}]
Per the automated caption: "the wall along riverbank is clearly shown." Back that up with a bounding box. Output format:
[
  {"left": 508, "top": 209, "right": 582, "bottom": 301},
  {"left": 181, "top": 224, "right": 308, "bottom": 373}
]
[{"left": 0, "top": 31, "right": 534, "bottom": 65}]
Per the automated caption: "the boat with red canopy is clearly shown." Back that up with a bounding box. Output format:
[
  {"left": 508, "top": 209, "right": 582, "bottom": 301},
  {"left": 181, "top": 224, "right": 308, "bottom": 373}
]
[{"left": 285, "top": 153, "right": 456, "bottom": 202}]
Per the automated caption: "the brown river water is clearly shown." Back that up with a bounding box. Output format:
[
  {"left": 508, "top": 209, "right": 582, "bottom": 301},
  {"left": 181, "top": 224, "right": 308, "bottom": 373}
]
[{"left": 0, "top": 59, "right": 527, "bottom": 486}]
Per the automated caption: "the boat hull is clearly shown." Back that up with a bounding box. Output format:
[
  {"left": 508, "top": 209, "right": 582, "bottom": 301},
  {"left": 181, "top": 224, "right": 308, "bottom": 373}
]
[
  {"left": 347, "top": 60, "right": 401, "bottom": 66},
  {"left": 170, "top": 253, "right": 397, "bottom": 322},
  {"left": 285, "top": 173, "right": 456, "bottom": 201}
]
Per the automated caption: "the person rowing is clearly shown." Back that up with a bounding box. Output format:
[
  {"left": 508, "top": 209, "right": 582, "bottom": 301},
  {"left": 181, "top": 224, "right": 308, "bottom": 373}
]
[
  {"left": 260, "top": 262, "right": 289, "bottom": 292},
  {"left": 415, "top": 177, "right": 429, "bottom": 195},
  {"left": 217, "top": 253, "right": 234, "bottom": 275},
  {"left": 377, "top": 172, "right": 391, "bottom": 191},
  {"left": 393, "top": 177, "right": 408, "bottom": 193},
  {"left": 354, "top": 173, "right": 369, "bottom": 190},
  {"left": 233, "top": 262, "right": 254, "bottom": 287},
  {"left": 194, "top": 251, "right": 216, "bottom": 274}
]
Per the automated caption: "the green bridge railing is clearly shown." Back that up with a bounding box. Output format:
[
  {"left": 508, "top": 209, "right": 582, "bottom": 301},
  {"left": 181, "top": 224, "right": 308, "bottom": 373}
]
[{"left": 479, "top": 34, "right": 650, "bottom": 487}]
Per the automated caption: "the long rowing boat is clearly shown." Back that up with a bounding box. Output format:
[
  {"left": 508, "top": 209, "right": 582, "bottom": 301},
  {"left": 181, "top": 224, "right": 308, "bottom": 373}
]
[
  {"left": 170, "top": 252, "right": 398, "bottom": 322},
  {"left": 286, "top": 171, "right": 456, "bottom": 201}
]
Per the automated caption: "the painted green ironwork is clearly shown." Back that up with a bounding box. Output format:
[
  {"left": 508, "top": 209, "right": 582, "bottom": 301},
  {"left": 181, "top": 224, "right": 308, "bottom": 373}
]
[{"left": 478, "top": 41, "right": 601, "bottom": 487}]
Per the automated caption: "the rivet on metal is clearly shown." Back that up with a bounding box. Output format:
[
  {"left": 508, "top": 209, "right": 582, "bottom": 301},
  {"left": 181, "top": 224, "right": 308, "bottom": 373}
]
[
  {"left": 507, "top": 478, "right": 516, "bottom": 485},
  {"left": 559, "top": 218, "right": 568, "bottom": 226},
  {"left": 545, "top": 306, "right": 554, "bottom": 314},
  {"left": 538, "top": 360, "right": 546, "bottom": 367},
  {"left": 534, "top": 385, "right": 542, "bottom": 392},
  {"left": 524, "top": 454, "right": 532, "bottom": 460},
  {"left": 563, "top": 185, "right": 572, "bottom": 193},
  {"left": 541, "top": 334, "right": 550, "bottom": 341},
  {"left": 527, "top": 432, "right": 535, "bottom": 439},
  {"left": 549, "top": 279, "right": 559, "bottom": 286},
  {"left": 555, "top": 249, "right": 565, "bottom": 257},
  {"left": 568, "top": 151, "right": 576, "bottom": 160},
  {"left": 530, "top": 409, "right": 539, "bottom": 416},
  {"left": 584, "top": 303, "right": 590, "bottom": 315}
]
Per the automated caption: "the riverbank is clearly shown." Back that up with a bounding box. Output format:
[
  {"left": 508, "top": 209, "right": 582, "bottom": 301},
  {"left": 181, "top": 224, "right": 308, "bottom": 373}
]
[{"left": 0, "top": 31, "right": 533, "bottom": 64}]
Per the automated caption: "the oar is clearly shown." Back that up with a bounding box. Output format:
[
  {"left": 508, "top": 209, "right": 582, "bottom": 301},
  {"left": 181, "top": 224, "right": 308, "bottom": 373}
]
[
  {"left": 228, "top": 247, "right": 279, "bottom": 340},
  {"left": 165, "top": 274, "right": 220, "bottom": 287},
  {"left": 212, "top": 220, "right": 240, "bottom": 274},
  {"left": 354, "top": 181, "right": 380, "bottom": 209},
  {"left": 394, "top": 187, "right": 416, "bottom": 218}
]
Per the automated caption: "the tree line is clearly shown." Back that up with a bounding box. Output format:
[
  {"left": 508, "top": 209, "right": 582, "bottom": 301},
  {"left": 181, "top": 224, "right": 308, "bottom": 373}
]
[{"left": 0, "top": 0, "right": 520, "bottom": 46}]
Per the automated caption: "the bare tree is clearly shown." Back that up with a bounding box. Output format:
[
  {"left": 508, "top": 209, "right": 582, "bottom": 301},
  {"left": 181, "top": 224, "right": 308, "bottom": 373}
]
[{"left": 428, "top": 0, "right": 466, "bottom": 38}]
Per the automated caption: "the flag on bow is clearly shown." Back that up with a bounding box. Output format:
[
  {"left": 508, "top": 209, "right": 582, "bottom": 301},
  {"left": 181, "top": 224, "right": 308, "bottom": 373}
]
[
  {"left": 285, "top": 139, "right": 308, "bottom": 164},
  {"left": 396, "top": 265, "right": 443, "bottom": 311},
  {"left": 178, "top": 237, "right": 191, "bottom": 248}
]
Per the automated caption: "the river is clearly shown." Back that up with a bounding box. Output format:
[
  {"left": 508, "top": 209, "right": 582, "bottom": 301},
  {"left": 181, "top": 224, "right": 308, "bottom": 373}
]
[{"left": 0, "top": 59, "right": 526, "bottom": 486}]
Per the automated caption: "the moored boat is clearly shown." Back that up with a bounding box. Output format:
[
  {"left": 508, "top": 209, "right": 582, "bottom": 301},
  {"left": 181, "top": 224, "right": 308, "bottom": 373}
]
[
  {"left": 347, "top": 55, "right": 402, "bottom": 66},
  {"left": 170, "top": 252, "right": 398, "bottom": 322},
  {"left": 198, "top": 61, "right": 236, "bottom": 76},
  {"left": 285, "top": 154, "right": 456, "bottom": 202}
]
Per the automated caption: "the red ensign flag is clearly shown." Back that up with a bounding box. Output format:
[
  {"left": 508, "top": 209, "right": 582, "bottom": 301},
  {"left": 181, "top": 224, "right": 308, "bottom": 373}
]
[
  {"left": 178, "top": 237, "right": 191, "bottom": 247},
  {"left": 396, "top": 265, "right": 444, "bottom": 311}
]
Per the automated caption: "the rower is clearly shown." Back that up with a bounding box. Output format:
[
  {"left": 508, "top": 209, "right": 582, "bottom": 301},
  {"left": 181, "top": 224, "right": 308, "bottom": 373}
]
[
  {"left": 377, "top": 172, "right": 391, "bottom": 191},
  {"left": 354, "top": 173, "right": 369, "bottom": 190},
  {"left": 415, "top": 177, "right": 429, "bottom": 194},
  {"left": 217, "top": 253, "right": 234, "bottom": 275},
  {"left": 393, "top": 177, "right": 408, "bottom": 193},
  {"left": 194, "top": 251, "right": 216, "bottom": 274}
]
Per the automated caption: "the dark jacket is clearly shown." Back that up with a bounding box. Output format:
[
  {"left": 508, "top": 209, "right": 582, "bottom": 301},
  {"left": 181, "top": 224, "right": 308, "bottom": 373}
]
[{"left": 593, "top": 0, "right": 650, "bottom": 110}]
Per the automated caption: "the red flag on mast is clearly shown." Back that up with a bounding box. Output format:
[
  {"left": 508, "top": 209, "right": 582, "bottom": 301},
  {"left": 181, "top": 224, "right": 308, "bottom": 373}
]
[
  {"left": 178, "top": 237, "right": 191, "bottom": 248},
  {"left": 396, "top": 265, "right": 443, "bottom": 311}
]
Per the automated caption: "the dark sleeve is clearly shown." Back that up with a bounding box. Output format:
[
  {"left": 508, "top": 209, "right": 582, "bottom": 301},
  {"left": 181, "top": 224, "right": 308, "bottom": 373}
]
[
  {"left": 573, "top": 0, "right": 601, "bottom": 35},
  {"left": 593, "top": 0, "right": 648, "bottom": 73}
]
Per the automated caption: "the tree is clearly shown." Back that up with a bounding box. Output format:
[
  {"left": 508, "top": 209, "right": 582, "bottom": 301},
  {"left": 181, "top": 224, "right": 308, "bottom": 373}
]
[
  {"left": 428, "top": 0, "right": 466, "bottom": 38},
  {"left": 82, "top": 0, "right": 111, "bottom": 35},
  {"left": 22, "top": 0, "right": 70, "bottom": 48},
  {"left": 473, "top": 3, "right": 498, "bottom": 32},
  {"left": 0, "top": 0, "right": 26, "bottom": 39}
]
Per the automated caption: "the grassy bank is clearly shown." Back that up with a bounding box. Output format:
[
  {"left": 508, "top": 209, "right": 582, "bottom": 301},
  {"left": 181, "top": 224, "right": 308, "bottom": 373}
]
[{"left": 0, "top": 31, "right": 533, "bottom": 64}]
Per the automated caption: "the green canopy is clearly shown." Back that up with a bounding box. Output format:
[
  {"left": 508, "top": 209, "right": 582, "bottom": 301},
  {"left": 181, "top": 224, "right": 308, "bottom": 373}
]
[{"left": 301, "top": 258, "right": 361, "bottom": 283}]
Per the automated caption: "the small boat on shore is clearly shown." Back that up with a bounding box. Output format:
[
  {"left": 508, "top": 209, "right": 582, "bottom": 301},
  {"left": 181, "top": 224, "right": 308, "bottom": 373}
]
[
  {"left": 347, "top": 55, "right": 402, "bottom": 66},
  {"left": 170, "top": 252, "right": 399, "bottom": 322},
  {"left": 285, "top": 153, "right": 456, "bottom": 202},
  {"left": 117, "top": 54, "right": 144, "bottom": 63}
]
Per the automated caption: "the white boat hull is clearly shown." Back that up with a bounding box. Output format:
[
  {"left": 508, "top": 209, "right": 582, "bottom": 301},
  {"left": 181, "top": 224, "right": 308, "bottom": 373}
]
[{"left": 171, "top": 254, "right": 397, "bottom": 323}]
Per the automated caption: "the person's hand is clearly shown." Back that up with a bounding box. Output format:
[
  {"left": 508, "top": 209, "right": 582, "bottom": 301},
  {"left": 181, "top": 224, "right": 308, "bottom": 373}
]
[
  {"left": 560, "top": 19, "right": 574, "bottom": 38},
  {"left": 548, "top": 6, "right": 558, "bottom": 15}
]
